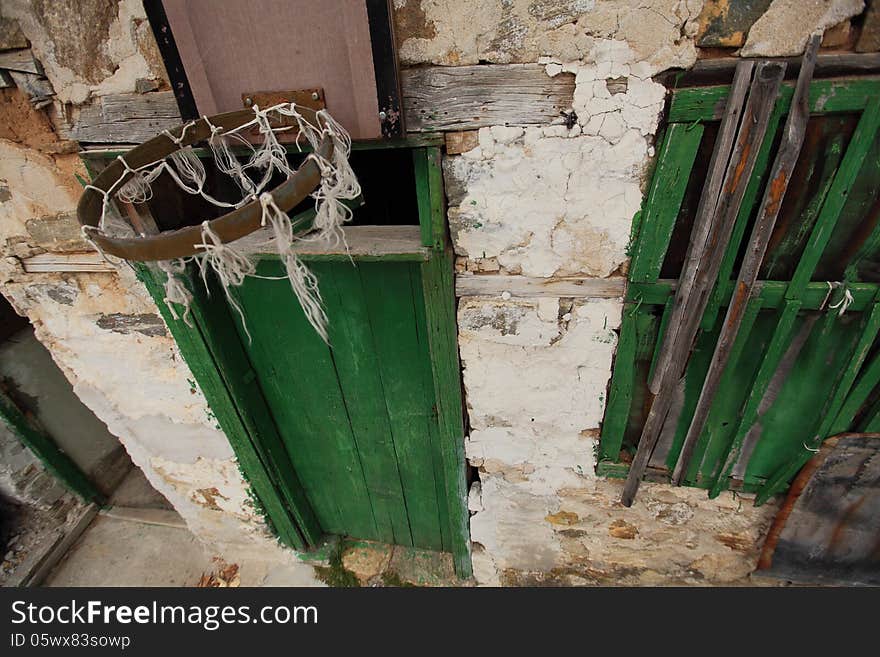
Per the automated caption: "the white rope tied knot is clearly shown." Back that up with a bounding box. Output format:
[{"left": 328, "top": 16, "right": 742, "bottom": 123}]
[
  {"left": 830, "top": 287, "right": 854, "bottom": 316},
  {"left": 822, "top": 282, "right": 854, "bottom": 316}
]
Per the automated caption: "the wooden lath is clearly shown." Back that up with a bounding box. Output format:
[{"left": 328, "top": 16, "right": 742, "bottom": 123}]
[
  {"left": 671, "top": 36, "right": 823, "bottom": 486},
  {"left": 621, "top": 59, "right": 786, "bottom": 507},
  {"left": 601, "top": 61, "right": 880, "bottom": 503}
]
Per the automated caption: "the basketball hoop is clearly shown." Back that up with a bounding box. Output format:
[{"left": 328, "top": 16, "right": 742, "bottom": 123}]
[{"left": 76, "top": 102, "right": 362, "bottom": 341}]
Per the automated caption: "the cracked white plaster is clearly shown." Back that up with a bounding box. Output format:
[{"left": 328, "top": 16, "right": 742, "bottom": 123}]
[{"left": 445, "top": 42, "right": 662, "bottom": 279}]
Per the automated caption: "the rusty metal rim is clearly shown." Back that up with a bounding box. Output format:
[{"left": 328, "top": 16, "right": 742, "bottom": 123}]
[{"left": 76, "top": 107, "right": 333, "bottom": 262}]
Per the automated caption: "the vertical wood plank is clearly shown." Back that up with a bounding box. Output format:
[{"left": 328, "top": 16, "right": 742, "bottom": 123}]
[
  {"left": 231, "top": 263, "right": 378, "bottom": 540},
  {"left": 599, "top": 306, "right": 638, "bottom": 463},
  {"left": 320, "top": 262, "right": 414, "bottom": 546},
  {"left": 413, "top": 148, "right": 433, "bottom": 247},
  {"left": 629, "top": 123, "right": 705, "bottom": 283},
  {"left": 421, "top": 249, "right": 473, "bottom": 577},
  {"left": 359, "top": 262, "right": 444, "bottom": 551},
  {"left": 673, "top": 39, "right": 818, "bottom": 484}
]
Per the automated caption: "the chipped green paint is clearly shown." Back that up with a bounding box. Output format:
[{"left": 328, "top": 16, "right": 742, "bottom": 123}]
[{"left": 601, "top": 79, "right": 880, "bottom": 503}]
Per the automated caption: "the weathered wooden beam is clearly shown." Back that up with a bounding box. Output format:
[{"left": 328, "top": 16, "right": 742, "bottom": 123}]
[
  {"left": 22, "top": 252, "right": 115, "bottom": 273},
  {"left": 22, "top": 226, "right": 431, "bottom": 272},
  {"left": 672, "top": 37, "right": 820, "bottom": 486},
  {"left": 65, "top": 64, "right": 575, "bottom": 144},
  {"left": 683, "top": 52, "right": 880, "bottom": 84},
  {"left": 63, "top": 92, "right": 182, "bottom": 144},
  {"left": 401, "top": 64, "right": 575, "bottom": 132},
  {"left": 647, "top": 61, "right": 755, "bottom": 396},
  {"left": 455, "top": 273, "right": 625, "bottom": 298},
  {"left": 0, "top": 49, "right": 41, "bottom": 75}
]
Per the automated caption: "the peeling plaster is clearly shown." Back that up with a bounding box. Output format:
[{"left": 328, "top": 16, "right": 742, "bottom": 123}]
[
  {"left": 395, "top": 0, "right": 703, "bottom": 75},
  {"left": 444, "top": 42, "right": 662, "bottom": 279},
  {"left": 447, "top": 15, "right": 786, "bottom": 583}
]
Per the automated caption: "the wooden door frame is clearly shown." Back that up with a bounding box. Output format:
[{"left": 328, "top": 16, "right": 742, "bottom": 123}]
[{"left": 125, "top": 137, "right": 472, "bottom": 577}]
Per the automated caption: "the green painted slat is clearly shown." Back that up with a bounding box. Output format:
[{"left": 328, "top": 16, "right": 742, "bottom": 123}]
[
  {"left": 756, "top": 294, "right": 880, "bottom": 504},
  {"left": 136, "top": 265, "right": 315, "bottom": 548},
  {"left": 629, "top": 123, "right": 704, "bottom": 282},
  {"left": 648, "top": 297, "right": 675, "bottom": 384},
  {"left": 421, "top": 249, "right": 472, "bottom": 577},
  {"left": 708, "top": 298, "right": 802, "bottom": 497},
  {"left": 687, "top": 295, "right": 763, "bottom": 482},
  {"left": 860, "top": 396, "right": 880, "bottom": 432},
  {"left": 701, "top": 102, "right": 785, "bottom": 332},
  {"left": 787, "top": 100, "right": 880, "bottom": 299},
  {"left": 232, "top": 262, "right": 378, "bottom": 539},
  {"left": 0, "top": 387, "right": 104, "bottom": 506},
  {"left": 427, "top": 147, "right": 447, "bottom": 249},
  {"left": 319, "top": 263, "right": 414, "bottom": 546},
  {"left": 669, "top": 77, "right": 879, "bottom": 123},
  {"left": 599, "top": 306, "right": 639, "bottom": 463},
  {"left": 359, "top": 262, "right": 444, "bottom": 551},
  {"left": 413, "top": 148, "right": 433, "bottom": 247},
  {"left": 830, "top": 347, "right": 880, "bottom": 435},
  {"left": 409, "top": 265, "right": 452, "bottom": 553},
  {"left": 628, "top": 280, "right": 880, "bottom": 311}
]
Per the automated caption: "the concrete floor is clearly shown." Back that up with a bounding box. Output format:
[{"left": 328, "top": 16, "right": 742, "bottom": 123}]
[
  {"left": 45, "top": 514, "right": 213, "bottom": 587},
  {"left": 42, "top": 468, "right": 323, "bottom": 587},
  {"left": 42, "top": 468, "right": 460, "bottom": 587},
  {"left": 44, "top": 468, "right": 213, "bottom": 587}
]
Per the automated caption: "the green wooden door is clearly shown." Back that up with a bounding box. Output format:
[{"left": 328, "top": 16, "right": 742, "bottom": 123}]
[
  {"left": 230, "top": 259, "right": 451, "bottom": 551},
  {"left": 600, "top": 76, "right": 880, "bottom": 504},
  {"left": 129, "top": 143, "right": 471, "bottom": 577}
]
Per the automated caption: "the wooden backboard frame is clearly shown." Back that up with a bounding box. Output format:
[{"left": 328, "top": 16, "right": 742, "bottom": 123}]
[{"left": 143, "top": 0, "right": 404, "bottom": 139}]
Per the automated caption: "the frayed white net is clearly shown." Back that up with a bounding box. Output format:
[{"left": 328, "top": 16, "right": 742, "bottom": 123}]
[{"left": 82, "top": 103, "right": 361, "bottom": 342}]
